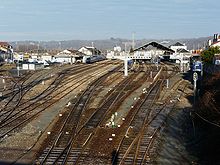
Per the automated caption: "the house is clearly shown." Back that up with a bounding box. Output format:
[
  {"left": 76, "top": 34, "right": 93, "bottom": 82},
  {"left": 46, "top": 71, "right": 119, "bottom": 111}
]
[
  {"left": 13, "top": 52, "right": 24, "bottom": 62},
  {"left": 213, "top": 54, "right": 220, "bottom": 65},
  {"left": 40, "top": 53, "right": 54, "bottom": 62},
  {"left": 78, "top": 46, "right": 101, "bottom": 56},
  {"left": 54, "top": 49, "right": 85, "bottom": 64},
  {"left": 170, "top": 48, "right": 191, "bottom": 63},
  {"left": 0, "top": 42, "right": 13, "bottom": 61},
  {"left": 29, "top": 53, "right": 41, "bottom": 61},
  {"left": 209, "top": 34, "right": 220, "bottom": 47},
  {"left": 106, "top": 46, "right": 122, "bottom": 60}
]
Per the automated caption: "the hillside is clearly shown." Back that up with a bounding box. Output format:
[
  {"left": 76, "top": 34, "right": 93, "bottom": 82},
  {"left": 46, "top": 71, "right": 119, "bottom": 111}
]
[{"left": 9, "top": 36, "right": 212, "bottom": 52}]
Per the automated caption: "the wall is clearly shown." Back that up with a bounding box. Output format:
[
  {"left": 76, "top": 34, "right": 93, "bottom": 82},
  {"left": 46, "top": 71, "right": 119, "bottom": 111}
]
[{"left": 78, "top": 47, "right": 92, "bottom": 56}]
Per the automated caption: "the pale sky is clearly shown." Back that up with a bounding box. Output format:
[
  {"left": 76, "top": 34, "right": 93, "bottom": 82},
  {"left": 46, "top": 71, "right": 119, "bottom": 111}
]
[{"left": 0, "top": 0, "right": 219, "bottom": 41}]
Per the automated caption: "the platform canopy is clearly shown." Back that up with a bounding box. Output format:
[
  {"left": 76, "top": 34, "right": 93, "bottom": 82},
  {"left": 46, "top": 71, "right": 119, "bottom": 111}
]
[{"left": 133, "top": 42, "right": 175, "bottom": 54}]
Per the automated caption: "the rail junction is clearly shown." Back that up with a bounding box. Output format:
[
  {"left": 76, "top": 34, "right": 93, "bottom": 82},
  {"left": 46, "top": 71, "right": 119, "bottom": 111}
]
[{"left": 0, "top": 60, "right": 193, "bottom": 164}]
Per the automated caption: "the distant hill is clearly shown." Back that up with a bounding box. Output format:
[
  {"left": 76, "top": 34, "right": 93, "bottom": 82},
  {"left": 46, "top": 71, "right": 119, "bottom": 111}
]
[{"left": 10, "top": 36, "right": 212, "bottom": 53}]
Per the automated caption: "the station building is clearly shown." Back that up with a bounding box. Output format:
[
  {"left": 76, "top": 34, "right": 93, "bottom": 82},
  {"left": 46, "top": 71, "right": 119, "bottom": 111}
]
[
  {"left": 169, "top": 42, "right": 187, "bottom": 53},
  {"left": 130, "top": 42, "right": 174, "bottom": 61},
  {"left": 54, "top": 49, "right": 85, "bottom": 64},
  {"left": 107, "top": 42, "right": 175, "bottom": 62},
  {"left": 78, "top": 46, "right": 101, "bottom": 56}
]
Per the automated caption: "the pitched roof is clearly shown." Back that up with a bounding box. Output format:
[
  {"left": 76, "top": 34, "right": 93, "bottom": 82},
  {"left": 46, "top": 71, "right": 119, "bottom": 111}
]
[
  {"left": 0, "top": 42, "right": 10, "bottom": 47},
  {"left": 56, "top": 49, "right": 85, "bottom": 57},
  {"left": 133, "top": 42, "right": 175, "bottom": 53},
  {"left": 85, "top": 47, "right": 101, "bottom": 55},
  {"left": 211, "top": 41, "right": 220, "bottom": 46},
  {"left": 172, "top": 42, "right": 185, "bottom": 46},
  {"left": 66, "top": 49, "right": 79, "bottom": 54},
  {"left": 176, "top": 48, "right": 189, "bottom": 53}
]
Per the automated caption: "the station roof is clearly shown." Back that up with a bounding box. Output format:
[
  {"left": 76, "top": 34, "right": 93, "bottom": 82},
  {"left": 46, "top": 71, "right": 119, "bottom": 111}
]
[
  {"left": 56, "top": 49, "right": 85, "bottom": 57},
  {"left": 133, "top": 42, "right": 175, "bottom": 53},
  {"left": 176, "top": 48, "right": 190, "bottom": 53},
  {"left": 170, "top": 42, "right": 185, "bottom": 46},
  {"left": 83, "top": 47, "right": 101, "bottom": 55}
]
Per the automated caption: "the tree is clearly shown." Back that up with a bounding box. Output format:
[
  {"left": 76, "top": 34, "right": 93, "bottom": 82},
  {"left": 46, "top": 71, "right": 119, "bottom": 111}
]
[{"left": 201, "top": 46, "right": 220, "bottom": 64}]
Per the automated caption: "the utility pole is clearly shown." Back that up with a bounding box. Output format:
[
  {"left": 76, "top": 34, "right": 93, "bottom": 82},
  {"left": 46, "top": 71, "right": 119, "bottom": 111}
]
[
  {"left": 59, "top": 41, "right": 61, "bottom": 50},
  {"left": 124, "top": 42, "right": 127, "bottom": 52},
  {"left": 132, "top": 32, "right": 135, "bottom": 50},
  {"left": 92, "top": 42, "right": 94, "bottom": 55},
  {"left": 38, "top": 41, "right": 40, "bottom": 55}
]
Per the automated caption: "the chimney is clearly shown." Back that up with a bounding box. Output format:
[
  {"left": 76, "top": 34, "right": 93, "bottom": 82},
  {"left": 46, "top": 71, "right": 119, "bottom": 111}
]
[{"left": 214, "top": 34, "right": 218, "bottom": 42}]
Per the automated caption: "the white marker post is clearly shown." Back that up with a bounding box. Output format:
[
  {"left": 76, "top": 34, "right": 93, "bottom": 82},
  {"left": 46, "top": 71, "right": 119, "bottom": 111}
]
[
  {"left": 166, "top": 79, "right": 169, "bottom": 88},
  {"left": 17, "top": 65, "right": 20, "bottom": 77}
]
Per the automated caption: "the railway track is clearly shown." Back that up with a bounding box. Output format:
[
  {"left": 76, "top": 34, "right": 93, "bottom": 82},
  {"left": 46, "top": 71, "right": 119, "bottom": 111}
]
[
  {"left": 35, "top": 64, "right": 148, "bottom": 164},
  {"left": 0, "top": 63, "right": 120, "bottom": 139},
  {"left": 35, "top": 65, "right": 123, "bottom": 164},
  {"left": 0, "top": 64, "right": 99, "bottom": 111},
  {"left": 0, "top": 62, "right": 115, "bottom": 120},
  {"left": 6, "top": 62, "right": 189, "bottom": 165},
  {"left": 113, "top": 79, "right": 164, "bottom": 165},
  {"left": 115, "top": 80, "right": 189, "bottom": 165},
  {"left": 67, "top": 65, "right": 163, "bottom": 164}
]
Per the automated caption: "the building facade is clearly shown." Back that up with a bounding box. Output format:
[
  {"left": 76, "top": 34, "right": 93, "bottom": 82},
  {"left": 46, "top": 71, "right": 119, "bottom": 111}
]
[
  {"left": 0, "top": 42, "right": 13, "bottom": 62},
  {"left": 78, "top": 46, "right": 101, "bottom": 56}
]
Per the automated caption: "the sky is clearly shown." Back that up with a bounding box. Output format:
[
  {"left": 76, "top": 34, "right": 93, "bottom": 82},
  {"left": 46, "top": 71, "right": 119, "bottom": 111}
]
[{"left": 0, "top": 0, "right": 219, "bottom": 41}]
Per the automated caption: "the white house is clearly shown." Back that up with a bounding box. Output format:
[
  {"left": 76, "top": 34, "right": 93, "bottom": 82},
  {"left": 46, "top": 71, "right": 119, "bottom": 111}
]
[
  {"left": 170, "top": 48, "right": 191, "bottom": 72},
  {"left": 170, "top": 49, "right": 191, "bottom": 63},
  {"left": 0, "top": 42, "right": 13, "bottom": 62},
  {"left": 29, "top": 53, "right": 41, "bottom": 61},
  {"left": 13, "top": 52, "right": 24, "bottom": 62},
  {"left": 106, "top": 46, "right": 122, "bottom": 60},
  {"left": 28, "top": 53, "right": 54, "bottom": 64},
  {"left": 41, "top": 53, "right": 54, "bottom": 62},
  {"left": 209, "top": 34, "right": 220, "bottom": 47},
  {"left": 78, "top": 46, "right": 101, "bottom": 56},
  {"left": 213, "top": 54, "right": 220, "bottom": 65},
  {"left": 54, "top": 49, "right": 85, "bottom": 64},
  {"left": 211, "top": 42, "right": 220, "bottom": 47}
]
